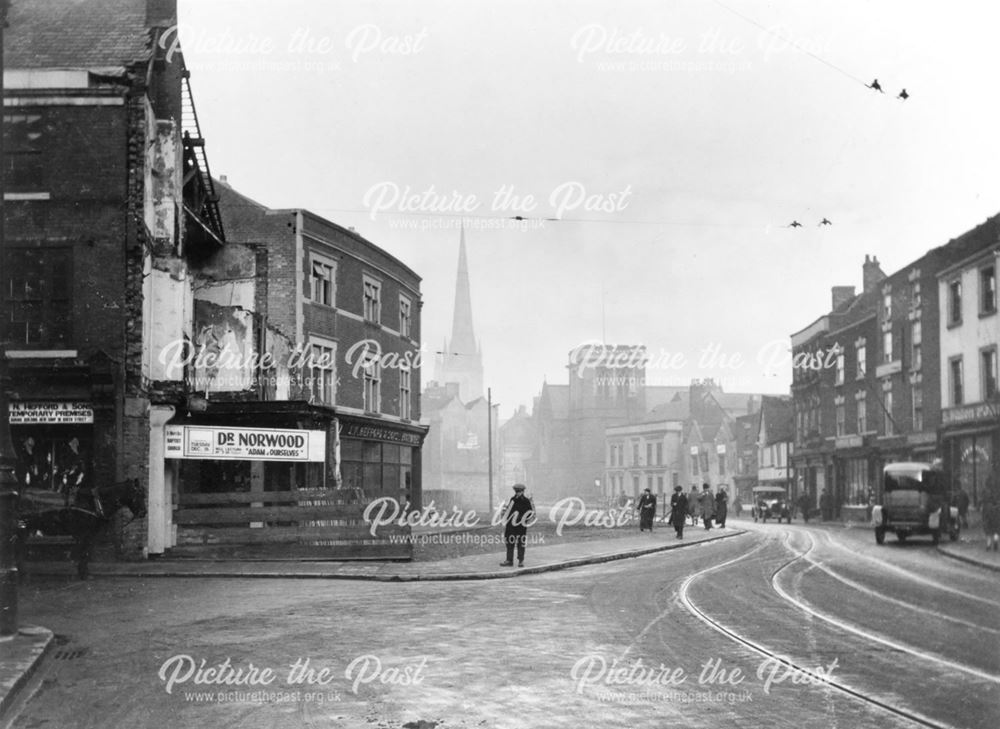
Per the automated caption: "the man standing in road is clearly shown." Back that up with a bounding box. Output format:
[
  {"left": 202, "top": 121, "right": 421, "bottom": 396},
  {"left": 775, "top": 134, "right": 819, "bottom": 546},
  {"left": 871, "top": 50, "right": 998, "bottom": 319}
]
[
  {"left": 669, "top": 485, "right": 688, "bottom": 539},
  {"left": 500, "top": 483, "right": 535, "bottom": 567},
  {"left": 700, "top": 483, "right": 715, "bottom": 530}
]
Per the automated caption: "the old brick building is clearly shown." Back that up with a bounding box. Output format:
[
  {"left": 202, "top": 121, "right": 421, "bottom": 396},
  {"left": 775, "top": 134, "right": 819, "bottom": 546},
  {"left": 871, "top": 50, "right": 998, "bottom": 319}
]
[
  {"left": 3, "top": 0, "right": 224, "bottom": 557},
  {"left": 790, "top": 219, "right": 1000, "bottom": 519}
]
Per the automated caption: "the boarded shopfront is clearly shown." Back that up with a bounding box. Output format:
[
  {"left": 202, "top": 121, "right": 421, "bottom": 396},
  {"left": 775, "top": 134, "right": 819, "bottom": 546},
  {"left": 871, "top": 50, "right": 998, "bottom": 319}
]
[{"left": 164, "top": 404, "right": 423, "bottom": 559}]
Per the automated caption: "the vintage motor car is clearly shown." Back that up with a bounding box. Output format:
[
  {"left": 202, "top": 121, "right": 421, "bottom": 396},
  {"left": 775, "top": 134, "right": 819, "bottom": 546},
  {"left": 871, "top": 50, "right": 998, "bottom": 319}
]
[
  {"left": 872, "top": 462, "right": 960, "bottom": 545},
  {"left": 752, "top": 485, "right": 791, "bottom": 523}
]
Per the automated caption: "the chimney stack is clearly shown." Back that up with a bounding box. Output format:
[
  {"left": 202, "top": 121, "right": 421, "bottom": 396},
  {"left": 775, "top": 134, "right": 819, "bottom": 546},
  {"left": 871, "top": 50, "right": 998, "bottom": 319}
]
[
  {"left": 831, "top": 285, "right": 855, "bottom": 310},
  {"left": 863, "top": 255, "right": 886, "bottom": 293}
]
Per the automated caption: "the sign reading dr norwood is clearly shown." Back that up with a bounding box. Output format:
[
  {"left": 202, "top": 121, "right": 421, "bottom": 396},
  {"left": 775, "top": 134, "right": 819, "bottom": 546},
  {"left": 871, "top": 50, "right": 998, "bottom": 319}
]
[{"left": 165, "top": 425, "right": 326, "bottom": 462}]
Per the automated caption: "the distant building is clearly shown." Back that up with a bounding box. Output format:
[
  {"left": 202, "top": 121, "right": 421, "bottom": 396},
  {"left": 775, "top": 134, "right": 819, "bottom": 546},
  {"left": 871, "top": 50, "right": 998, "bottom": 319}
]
[
  {"left": 937, "top": 223, "right": 1000, "bottom": 506},
  {"left": 530, "top": 344, "right": 670, "bottom": 504},
  {"left": 790, "top": 219, "right": 1000, "bottom": 518},
  {"left": 756, "top": 395, "right": 793, "bottom": 502},
  {"left": 733, "top": 410, "right": 761, "bottom": 506},
  {"left": 421, "top": 381, "right": 494, "bottom": 511},
  {"left": 422, "top": 231, "right": 493, "bottom": 509},
  {"left": 604, "top": 379, "right": 761, "bottom": 507},
  {"left": 499, "top": 406, "right": 535, "bottom": 493}
]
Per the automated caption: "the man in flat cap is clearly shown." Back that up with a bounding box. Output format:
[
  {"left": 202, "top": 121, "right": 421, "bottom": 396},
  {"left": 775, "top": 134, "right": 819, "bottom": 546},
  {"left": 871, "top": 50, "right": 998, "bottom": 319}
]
[{"left": 500, "top": 483, "right": 535, "bottom": 567}]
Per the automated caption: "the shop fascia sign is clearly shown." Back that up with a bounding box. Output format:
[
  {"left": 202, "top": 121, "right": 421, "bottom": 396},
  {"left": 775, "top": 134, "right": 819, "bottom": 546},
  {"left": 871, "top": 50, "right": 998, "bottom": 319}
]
[
  {"left": 942, "top": 402, "right": 997, "bottom": 426},
  {"left": 9, "top": 402, "right": 94, "bottom": 424},
  {"left": 165, "top": 425, "right": 325, "bottom": 462}
]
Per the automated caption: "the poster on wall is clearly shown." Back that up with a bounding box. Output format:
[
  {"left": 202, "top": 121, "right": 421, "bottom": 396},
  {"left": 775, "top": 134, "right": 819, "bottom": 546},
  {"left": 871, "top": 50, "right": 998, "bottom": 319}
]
[{"left": 164, "top": 425, "right": 325, "bottom": 462}]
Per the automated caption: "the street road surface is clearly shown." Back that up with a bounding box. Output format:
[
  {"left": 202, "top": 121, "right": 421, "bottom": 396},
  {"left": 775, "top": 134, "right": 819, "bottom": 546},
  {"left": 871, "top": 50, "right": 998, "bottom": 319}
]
[{"left": 7, "top": 521, "right": 997, "bottom": 729}]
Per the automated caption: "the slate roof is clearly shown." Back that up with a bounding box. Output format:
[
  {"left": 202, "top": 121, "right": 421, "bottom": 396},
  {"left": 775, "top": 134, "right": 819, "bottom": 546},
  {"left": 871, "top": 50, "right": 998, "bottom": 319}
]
[{"left": 5, "top": 0, "right": 153, "bottom": 70}]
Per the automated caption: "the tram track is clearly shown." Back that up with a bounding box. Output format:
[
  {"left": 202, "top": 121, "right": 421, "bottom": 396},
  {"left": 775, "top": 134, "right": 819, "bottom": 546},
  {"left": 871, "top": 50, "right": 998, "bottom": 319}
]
[{"left": 676, "top": 527, "right": 977, "bottom": 729}]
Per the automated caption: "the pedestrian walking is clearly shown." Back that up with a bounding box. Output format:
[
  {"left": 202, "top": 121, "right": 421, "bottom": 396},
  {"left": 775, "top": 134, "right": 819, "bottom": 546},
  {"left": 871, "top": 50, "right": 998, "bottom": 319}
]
[
  {"left": 500, "top": 483, "right": 535, "bottom": 567},
  {"left": 687, "top": 485, "right": 700, "bottom": 526},
  {"left": 982, "top": 480, "right": 1000, "bottom": 551},
  {"left": 637, "top": 487, "right": 656, "bottom": 532},
  {"left": 797, "top": 493, "right": 811, "bottom": 523},
  {"left": 956, "top": 486, "right": 970, "bottom": 529},
  {"left": 669, "top": 485, "right": 688, "bottom": 539},
  {"left": 732, "top": 496, "right": 742, "bottom": 518},
  {"left": 700, "top": 483, "right": 715, "bottom": 530},
  {"left": 715, "top": 486, "right": 729, "bottom": 529}
]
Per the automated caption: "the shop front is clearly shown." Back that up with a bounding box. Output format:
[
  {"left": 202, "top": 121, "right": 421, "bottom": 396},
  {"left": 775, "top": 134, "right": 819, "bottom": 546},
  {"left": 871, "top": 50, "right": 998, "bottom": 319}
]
[
  {"left": 941, "top": 403, "right": 999, "bottom": 508},
  {"left": 337, "top": 414, "right": 427, "bottom": 509},
  {"left": 11, "top": 401, "right": 95, "bottom": 508},
  {"left": 155, "top": 403, "right": 425, "bottom": 559}
]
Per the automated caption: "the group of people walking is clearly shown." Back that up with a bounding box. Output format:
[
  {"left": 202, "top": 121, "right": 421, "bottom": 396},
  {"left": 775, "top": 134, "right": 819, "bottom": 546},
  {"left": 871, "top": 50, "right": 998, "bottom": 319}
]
[{"left": 636, "top": 483, "right": 729, "bottom": 539}]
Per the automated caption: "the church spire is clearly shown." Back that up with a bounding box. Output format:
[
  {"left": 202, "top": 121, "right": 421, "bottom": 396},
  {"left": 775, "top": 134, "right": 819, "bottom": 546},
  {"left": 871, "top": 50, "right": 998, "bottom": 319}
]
[
  {"left": 450, "top": 224, "right": 477, "bottom": 355},
  {"left": 437, "top": 224, "right": 484, "bottom": 400}
]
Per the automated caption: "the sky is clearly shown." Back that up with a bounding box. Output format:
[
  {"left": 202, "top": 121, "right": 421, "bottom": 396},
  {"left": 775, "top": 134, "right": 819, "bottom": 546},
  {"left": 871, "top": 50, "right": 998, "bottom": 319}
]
[{"left": 177, "top": 0, "right": 1000, "bottom": 417}]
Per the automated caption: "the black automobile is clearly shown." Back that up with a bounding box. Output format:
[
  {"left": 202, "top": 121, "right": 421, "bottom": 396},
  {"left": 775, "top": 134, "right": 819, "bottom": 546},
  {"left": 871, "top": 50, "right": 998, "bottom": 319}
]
[{"left": 752, "top": 486, "right": 792, "bottom": 523}]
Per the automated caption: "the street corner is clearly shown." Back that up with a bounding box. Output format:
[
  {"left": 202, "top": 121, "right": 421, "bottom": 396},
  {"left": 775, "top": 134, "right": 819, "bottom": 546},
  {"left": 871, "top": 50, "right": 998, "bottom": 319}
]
[{"left": 0, "top": 625, "right": 55, "bottom": 718}]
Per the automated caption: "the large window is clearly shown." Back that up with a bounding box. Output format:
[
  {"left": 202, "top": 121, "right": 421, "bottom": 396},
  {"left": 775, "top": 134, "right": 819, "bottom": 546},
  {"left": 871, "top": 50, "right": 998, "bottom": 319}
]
[
  {"left": 308, "top": 339, "right": 336, "bottom": 405},
  {"left": 399, "top": 295, "right": 412, "bottom": 338},
  {"left": 310, "top": 254, "right": 335, "bottom": 306},
  {"left": 856, "top": 342, "right": 866, "bottom": 379},
  {"left": 3, "top": 113, "right": 45, "bottom": 190},
  {"left": 363, "top": 360, "right": 381, "bottom": 412},
  {"left": 911, "top": 321, "right": 922, "bottom": 371},
  {"left": 882, "top": 385, "right": 894, "bottom": 437},
  {"left": 399, "top": 366, "right": 412, "bottom": 420},
  {"left": 950, "top": 357, "right": 964, "bottom": 406},
  {"left": 882, "top": 291, "right": 892, "bottom": 320},
  {"left": 3, "top": 248, "right": 72, "bottom": 346},
  {"left": 948, "top": 280, "right": 962, "bottom": 325},
  {"left": 912, "top": 385, "right": 923, "bottom": 431},
  {"left": 981, "top": 265, "right": 997, "bottom": 315},
  {"left": 835, "top": 400, "right": 846, "bottom": 437},
  {"left": 882, "top": 329, "right": 893, "bottom": 364},
  {"left": 982, "top": 347, "right": 998, "bottom": 401},
  {"left": 363, "top": 276, "right": 381, "bottom": 324},
  {"left": 856, "top": 395, "right": 867, "bottom": 434}
]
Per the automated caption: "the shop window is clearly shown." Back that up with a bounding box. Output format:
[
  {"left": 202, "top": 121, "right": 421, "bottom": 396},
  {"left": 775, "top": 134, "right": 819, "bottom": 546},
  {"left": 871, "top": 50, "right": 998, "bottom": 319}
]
[
  {"left": 13, "top": 430, "right": 91, "bottom": 500},
  {"left": 3, "top": 247, "right": 72, "bottom": 346}
]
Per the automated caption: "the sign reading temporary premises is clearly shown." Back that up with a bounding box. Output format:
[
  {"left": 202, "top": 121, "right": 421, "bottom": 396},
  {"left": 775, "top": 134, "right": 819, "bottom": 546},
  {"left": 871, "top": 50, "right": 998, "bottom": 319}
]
[
  {"left": 164, "top": 425, "right": 325, "bottom": 462},
  {"left": 9, "top": 402, "right": 94, "bottom": 425}
]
